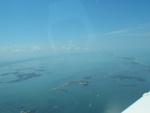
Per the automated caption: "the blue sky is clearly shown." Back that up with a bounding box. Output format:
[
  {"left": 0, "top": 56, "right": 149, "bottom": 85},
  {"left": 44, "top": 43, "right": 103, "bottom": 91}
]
[{"left": 0, "top": 0, "right": 150, "bottom": 55}]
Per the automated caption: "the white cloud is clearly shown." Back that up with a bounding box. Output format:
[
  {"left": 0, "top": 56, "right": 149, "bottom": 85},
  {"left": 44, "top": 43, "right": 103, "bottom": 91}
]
[
  {"left": 50, "top": 44, "right": 56, "bottom": 50},
  {"left": 87, "top": 24, "right": 150, "bottom": 38},
  {"left": 108, "top": 29, "right": 130, "bottom": 34},
  {"left": 32, "top": 45, "right": 41, "bottom": 50},
  {"left": 87, "top": 28, "right": 131, "bottom": 38},
  {"left": 12, "top": 49, "right": 25, "bottom": 53},
  {"left": 84, "top": 47, "right": 89, "bottom": 50}
]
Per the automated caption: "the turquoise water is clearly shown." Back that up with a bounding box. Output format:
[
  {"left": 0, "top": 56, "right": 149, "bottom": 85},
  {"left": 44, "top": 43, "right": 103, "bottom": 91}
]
[{"left": 0, "top": 50, "right": 150, "bottom": 113}]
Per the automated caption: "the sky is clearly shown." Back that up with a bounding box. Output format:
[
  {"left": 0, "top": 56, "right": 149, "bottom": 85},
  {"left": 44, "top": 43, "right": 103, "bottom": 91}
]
[{"left": 0, "top": 0, "right": 150, "bottom": 59}]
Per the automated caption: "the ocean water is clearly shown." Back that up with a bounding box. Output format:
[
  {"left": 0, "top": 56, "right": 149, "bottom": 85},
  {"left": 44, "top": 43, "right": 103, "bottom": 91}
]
[{"left": 0, "top": 50, "right": 150, "bottom": 113}]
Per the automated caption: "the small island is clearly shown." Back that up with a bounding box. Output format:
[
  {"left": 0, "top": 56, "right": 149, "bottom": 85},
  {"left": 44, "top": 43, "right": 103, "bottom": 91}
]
[{"left": 52, "top": 79, "right": 90, "bottom": 90}]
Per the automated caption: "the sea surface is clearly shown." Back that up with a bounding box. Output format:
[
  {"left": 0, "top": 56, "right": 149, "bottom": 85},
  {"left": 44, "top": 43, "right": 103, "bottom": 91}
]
[{"left": 0, "top": 49, "right": 150, "bottom": 113}]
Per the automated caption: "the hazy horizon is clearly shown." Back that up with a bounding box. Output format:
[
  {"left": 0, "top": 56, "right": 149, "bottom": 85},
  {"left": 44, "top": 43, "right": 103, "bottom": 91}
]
[{"left": 1, "top": 0, "right": 150, "bottom": 61}]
